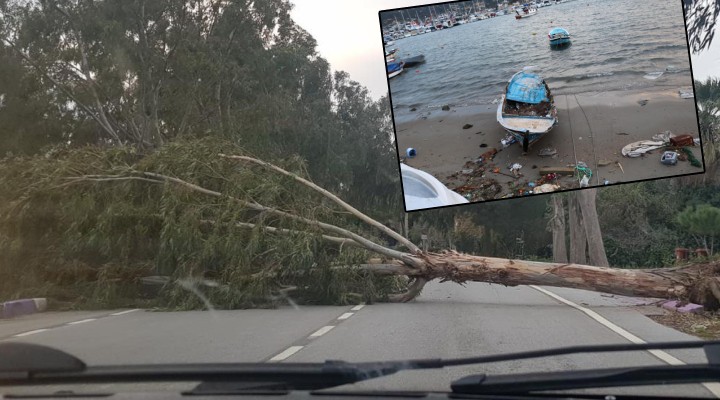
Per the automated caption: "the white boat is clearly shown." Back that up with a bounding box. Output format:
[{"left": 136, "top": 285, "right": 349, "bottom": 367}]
[
  {"left": 400, "top": 163, "right": 468, "bottom": 211},
  {"left": 515, "top": 6, "right": 538, "bottom": 19},
  {"left": 388, "top": 69, "right": 403, "bottom": 79}
]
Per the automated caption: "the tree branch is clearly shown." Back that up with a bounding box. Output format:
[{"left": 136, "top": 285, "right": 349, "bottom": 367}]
[
  {"left": 218, "top": 154, "right": 421, "bottom": 254},
  {"left": 199, "top": 219, "right": 362, "bottom": 248}
]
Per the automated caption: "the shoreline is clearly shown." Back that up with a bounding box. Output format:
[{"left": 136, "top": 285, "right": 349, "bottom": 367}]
[{"left": 394, "top": 88, "right": 702, "bottom": 202}]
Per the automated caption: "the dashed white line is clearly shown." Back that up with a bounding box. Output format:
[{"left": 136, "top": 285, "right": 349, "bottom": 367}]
[
  {"left": 13, "top": 329, "right": 48, "bottom": 337},
  {"left": 269, "top": 346, "right": 304, "bottom": 362},
  {"left": 309, "top": 325, "right": 335, "bottom": 338},
  {"left": 67, "top": 318, "right": 96, "bottom": 325},
  {"left": 530, "top": 285, "right": 720, "bottom": 399},
  {"left": 111, "top": 309, "right": 140, "bottom": 316},
  {"left": 337, "top": 312, "right": 354, "bottom": 320},
  {"left": 351, "top": 304, "right": 365, "bottom": 311}
]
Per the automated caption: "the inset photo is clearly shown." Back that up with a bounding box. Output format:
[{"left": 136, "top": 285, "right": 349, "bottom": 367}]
[{"left": 381, "top": 0, "right": 704, "bottom": 212}]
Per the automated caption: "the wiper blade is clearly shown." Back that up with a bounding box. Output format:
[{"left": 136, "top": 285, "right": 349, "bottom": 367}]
[
  {"left": 4, "top": 341, "right": 720, "bottom": 392},
  {"left": 451, "top": 364, "right": 720, "bottom": 394}
]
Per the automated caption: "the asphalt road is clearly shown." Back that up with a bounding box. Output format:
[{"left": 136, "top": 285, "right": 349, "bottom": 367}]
[{"left": 1, "top": 282, "right": 718, "bottom": 398}]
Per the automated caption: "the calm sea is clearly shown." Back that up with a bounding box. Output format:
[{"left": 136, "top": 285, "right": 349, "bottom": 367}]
[{"left": 386, "top": 0, "right": 693, "bottom": 114}]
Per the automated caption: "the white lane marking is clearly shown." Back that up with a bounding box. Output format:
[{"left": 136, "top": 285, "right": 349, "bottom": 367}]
[
  {"left": 351, "top": 304, "right": 365, "bottom": 311},
  {"left": 13, "top": 329, "right": 48, "bottom": 337},
  {"left": 67, "top": 318, "right": 96, "bottom": 325},
  {"left": 338, "top": 312, "right": 354, "bottom": 320},
  {"left": 531, "top": 285, "right": 720, "bottom": 398},
  {"left": 269, "top": 346, "right": 304, "bottom": 362},
  {"left": 111, "top": 309, "right": 140, "bottom": 316},
  {"left": 309, "top": 325, "right": 335, "bottom": 338}
]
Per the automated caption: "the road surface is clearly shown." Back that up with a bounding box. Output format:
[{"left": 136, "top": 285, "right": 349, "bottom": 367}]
[{"left": 1, "top": 282, "right": 717, "bottom": 397}]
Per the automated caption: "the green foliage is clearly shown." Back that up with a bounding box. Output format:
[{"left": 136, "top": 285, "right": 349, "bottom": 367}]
[{"left": 0, "top": 137, "right": 405, "bottom": 309}]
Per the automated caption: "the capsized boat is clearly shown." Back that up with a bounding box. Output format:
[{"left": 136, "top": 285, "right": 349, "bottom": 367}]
[
  {"left": 387, "top": 61, "right": 404, "bottom": 79},
  {"left": 400, "top": 163, "right": 468, "bottom": 211},
  {"left": 548, "top": 27, "right": 570, "bottom": 47},
  {"left": 401, "top": 55, "right": 425, "bottom": 68},
  {"left": 496, "top": 68, "right": 558, "bottom": 152}
]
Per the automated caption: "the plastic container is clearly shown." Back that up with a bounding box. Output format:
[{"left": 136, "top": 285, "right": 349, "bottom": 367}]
[{"left": 406, "top": 148, "right": 417, "bottom": 158}]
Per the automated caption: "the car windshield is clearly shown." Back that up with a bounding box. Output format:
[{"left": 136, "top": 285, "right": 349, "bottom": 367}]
[{"left": 1, "top": 0, "right": 720, "bottom": 398}]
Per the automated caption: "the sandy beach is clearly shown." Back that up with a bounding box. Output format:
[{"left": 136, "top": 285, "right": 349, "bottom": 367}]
[{"left": 395, "top": 88, "right": 703, "bottom": 202}]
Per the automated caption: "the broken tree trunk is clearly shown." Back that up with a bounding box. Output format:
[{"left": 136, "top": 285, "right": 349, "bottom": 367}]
[
  {"left": 67, "top": 154, "right": 720, "bottom": 310},
  {"left": 568, "top": 194, "right": 587, "bottom": 264}
]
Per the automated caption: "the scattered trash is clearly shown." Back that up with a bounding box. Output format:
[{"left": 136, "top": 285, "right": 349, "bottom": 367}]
[
  {"left": 670, "top": 134, "right": 695, "bottom": 147},
  {"left": 462, "top": 169, "right": 474, "bottom": 175},
  {"left": 661, "top": 151, "right": 678, "bottom": 166},
  {"left": 479, "top": 143, "right": 488, "bottom": 148},
  {"left": 617, "top": 161, "right": 624, "bottom": 174},
  {"left": 534, "top": 183, "right": 559, "bottom": 193},
  {"left": 537, "top": 147, "right": 558, "bottom": 157},
  {"left": 475, "top": 131, "right": 482, "bottom": 135},
  {"left": 694, "top": 138, "right": 701, "bottom": 146},
  {"left": 598, "top": 159, "right": 613, "bottom": 166},
  {"left": 603, "top": 179, "right": 611, "bottom": 185},
  {"left": 479, "top": 148, "right": 498, "bottom": 161},
  {"left": 510, "top": 163, "right": 523, "bottom": 177},
  {"left": 616, "top": 132, "right": 630, "bottom": 135},
  {"left": 652, "top": 131, "right": 675, "bottom": 142},
  {"left": 680, "top": 147, "right": 702, "bottom": 168},
  {"left": 643, "top": 71, "right": 664, "bottom": 80},
  {"left": 410, "top": 107, "right": 417, "bottom": 112},
  {"left": 575, "top": 162, "right": 593, "bottom": 182},
  {"left": 528, "top": 182, "right": 536, "bottom": 188},
  {"left": 679, "top": 87, "right": 694, "bottom": 99},
  {"left": 406, "top": 148, "right": 417, "bottom": 158},
  {"left": 500, "top": 134, "right": 517, "bottom": 148},
  {"left": 441, "top": 105, "right": 451, "bottom": 111},
  {"left": 637, "top": 99, "right": 649, "bottom": 106},
  {"left": 621, "top": 140, "right": 665, "bottom": 157},
  {"left": 580, "top": 175, "right": 590, "bottom": 187},
  {"left": 463, "top": 124, "right": 473, "bottom": 129}
]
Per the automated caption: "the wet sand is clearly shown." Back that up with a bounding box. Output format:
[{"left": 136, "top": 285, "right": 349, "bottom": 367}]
[{"left": 394, "top": 89, "right": 703, "bottom": 202}]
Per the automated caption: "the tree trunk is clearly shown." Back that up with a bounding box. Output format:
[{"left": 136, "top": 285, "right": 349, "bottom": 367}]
[
  {"left": 568, "top": 193, "right": 587, "bottom": 264},
  {"left": 386, "top": 251, "right": 720, "bottom": 309},
  {"left": 551, "top": 195, "right": 568, "bottom": 263},
  {"left": 577, "top": 189, "right": 609, "bottom": 267}
]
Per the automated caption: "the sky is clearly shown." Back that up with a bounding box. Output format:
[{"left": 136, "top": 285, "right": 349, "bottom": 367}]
[
  {"left": 291, "top": 1, "right": 718, "bottom": 98},
  {"left": 290, "top": 1, "right": 439, "bottom": 100}
]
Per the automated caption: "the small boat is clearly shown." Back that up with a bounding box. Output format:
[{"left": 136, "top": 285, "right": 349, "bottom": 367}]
[
  {"left": 387, "top": 62, "right": 404, "bottom": 79},
  {"left": 400, "top": 163, "right": 468, "bottom": 211},
  {"left": 384, "top": 40, "right": 395, "bottom": 47},
  {"left": 497, "top": 68, "right": 558, "bottom": 152},
  {"left": 548, "top": 27, "right": 571, "bottom": 47},
  {"left": 515, "top": 6, "right": 537, "bottom": 19},
  {"left": 401, "top": 55, "right": 425, "bottom": 68}
]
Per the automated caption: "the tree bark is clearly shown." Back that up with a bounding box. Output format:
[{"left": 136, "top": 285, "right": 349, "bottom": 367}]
[
  {"left": 551, "top": 195, "right": 568, "bottom": 263},
  {"left": 577, "top": 189, "right": 609, "bottom": 267},
  {"left": 568, "top": 193, "right": 587, "bottom": 264}
]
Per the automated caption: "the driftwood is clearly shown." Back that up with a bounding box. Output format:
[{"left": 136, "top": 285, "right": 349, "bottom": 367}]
[{"left": 66, "top": 155, "right": 720, "bottom": 309}]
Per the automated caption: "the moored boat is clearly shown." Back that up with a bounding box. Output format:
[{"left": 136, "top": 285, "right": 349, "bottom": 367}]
[
  {"left": 387, "top": 62, "right": 404, "bottom": 79},
  {"left": 548, "top": 27, "right": 571, "bottom": 47},
  {"left": 496, "top": 68, "right": 558, "bottom": 152},
  {"left": 515, "top": 6, "right": 537, "bottom": 19}
]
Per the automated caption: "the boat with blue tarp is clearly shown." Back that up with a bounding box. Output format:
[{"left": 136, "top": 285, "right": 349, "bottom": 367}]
[
  {"left": 549, "top": 27, "right": 571, "bottom": 48},
  {"left": 496, "top": 68, "right": 558, "bottom": 152},
  {"left": 387, "top": 61, "right": 404, "bottom": 79}
]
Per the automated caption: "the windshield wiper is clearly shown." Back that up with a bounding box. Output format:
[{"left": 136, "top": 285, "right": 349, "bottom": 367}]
[{"left": 3, "top": 341, "right": 720, "bottom": 393}]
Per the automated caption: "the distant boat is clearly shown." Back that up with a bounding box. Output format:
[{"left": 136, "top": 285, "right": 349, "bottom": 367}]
[
  {"left": 548, "top": 27, "right": 571, "bottom": 47},
  {"left": 496, "top": 68, "right": 558, "bottom": 152},
  {"left": 402, "top": 55, "right": 425, "bottom": 68},
  {"left": 515, "top": 6, "right": 537, "bottom": 19},
  {"left": 384, "top": 40, "right": 395, "bottom": 47},
  {"left": 387, "top": 62, "right": 404, "bottom": 79}
]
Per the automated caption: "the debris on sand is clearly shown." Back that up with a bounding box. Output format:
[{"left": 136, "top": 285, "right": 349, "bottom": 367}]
[
  {"left": 616, "top": 132, "right": 630, "bottom": 135},
  {"left": 537, "top": 147, "right": 557, "bottom": 157},
  {"left": 441, "top": 105, "right": 451, "bottom": 111},
  {"left": 410, "top": 107, "right": 417, "bottom": 112},
  {"left": 463, "top": 124, "right": 473, "bottom": 129},
  {"left": 637, "top": 99, "right": 649, "bottom": 106},
  {"left": 479, "top": 143, "right": 488, "bottom": 148},
  {"left": 598, "top": 159, "right": 613, "bottom": 167}
]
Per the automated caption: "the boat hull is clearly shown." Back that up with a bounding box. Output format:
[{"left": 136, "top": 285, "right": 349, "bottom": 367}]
[{"left": 496, "top": 95, "right": 557, "bottom": 150}]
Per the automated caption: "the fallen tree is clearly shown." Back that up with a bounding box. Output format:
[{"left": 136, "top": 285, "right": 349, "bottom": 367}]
[{"left": 63, "top": 152, "right": 720, "bottom": 310}]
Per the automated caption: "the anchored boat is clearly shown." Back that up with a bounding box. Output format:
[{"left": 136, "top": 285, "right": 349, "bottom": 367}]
[
  {"left": 549, "top": 27, "right": 571, "bottom": 48},
  {"left": 496, "top": 68, "right": 558, "bottom": 152}
]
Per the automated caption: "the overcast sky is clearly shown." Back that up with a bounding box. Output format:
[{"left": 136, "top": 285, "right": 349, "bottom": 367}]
[
  {"left": 291, "top": 1, "right": 718, "bottom": 99},
  {"left": 290, "top": 0, "right": 438, "bottom": 99}
]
